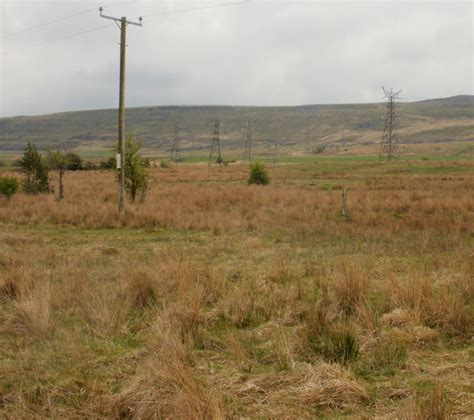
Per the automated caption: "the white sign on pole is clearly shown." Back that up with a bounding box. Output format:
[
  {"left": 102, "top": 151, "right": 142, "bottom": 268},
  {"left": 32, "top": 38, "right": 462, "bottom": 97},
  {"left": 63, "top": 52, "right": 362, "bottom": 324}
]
[{"left": 116, "top": 153, "right": 121, "bottom": 169}]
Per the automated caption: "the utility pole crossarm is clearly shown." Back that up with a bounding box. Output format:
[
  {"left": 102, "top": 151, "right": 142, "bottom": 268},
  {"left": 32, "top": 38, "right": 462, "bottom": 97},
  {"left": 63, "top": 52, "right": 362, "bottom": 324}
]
[{"left": 99, "top": 7, "right": 143, "bottom": 26}]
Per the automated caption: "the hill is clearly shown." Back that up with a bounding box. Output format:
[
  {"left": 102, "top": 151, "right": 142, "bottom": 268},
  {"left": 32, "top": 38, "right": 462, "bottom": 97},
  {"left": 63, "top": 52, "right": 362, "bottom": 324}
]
[{"left": 0, "top": 95, "right": 472, "bottom": 156}]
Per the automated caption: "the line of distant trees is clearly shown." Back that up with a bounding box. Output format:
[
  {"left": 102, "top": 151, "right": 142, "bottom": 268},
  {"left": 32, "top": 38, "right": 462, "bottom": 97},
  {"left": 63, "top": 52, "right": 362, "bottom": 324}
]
[
  {"left": 12, "top": 150, "right": 106, "bottom": 172},
  {"left": 1, "top": 137, "right": 150, "bottom": 202}
]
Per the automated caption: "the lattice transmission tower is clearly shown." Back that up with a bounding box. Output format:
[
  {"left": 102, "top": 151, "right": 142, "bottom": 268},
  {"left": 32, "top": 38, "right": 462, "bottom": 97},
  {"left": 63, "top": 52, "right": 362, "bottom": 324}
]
[
  {"left": 380, "top": 87, "right": 401, "bottom": 160},
  {"left": 265, "top": 139, "right": 279, "bottom": 166},
  {"left": 170, "top": 121, "right": 181, "bottom": 163},
  {"left": 208, "top": 119, "right": 223, "bottom": 165},
  {"left": 242, "top": 121, "right": 253, "bottom": 162}
]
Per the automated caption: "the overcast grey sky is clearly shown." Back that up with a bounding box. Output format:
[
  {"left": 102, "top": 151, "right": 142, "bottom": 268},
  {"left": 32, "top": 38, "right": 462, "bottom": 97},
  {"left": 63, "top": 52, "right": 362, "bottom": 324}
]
[{"left": 0, "top": 0, "right": 472, "bottom": 117}]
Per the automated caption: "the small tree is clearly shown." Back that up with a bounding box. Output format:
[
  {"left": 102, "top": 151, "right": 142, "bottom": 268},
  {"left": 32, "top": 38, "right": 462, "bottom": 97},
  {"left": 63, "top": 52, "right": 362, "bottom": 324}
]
[
  {"left": 248, "top": 161, "right": 270, "bottom": 185},
  {"left": 65, "top": 152, "right": 83, "bottom": 171},
  {"left": 0, "top": 176, "right": 18, "bottom": 199},
  {"left": 18, "top": 142, "right": 50, "bottom": 194},
  {"left": 121, "top": 134, "right": 149, "bottom": 202},
  {"left": 47, "top": 150, "right": 70, "bottom": 200}
]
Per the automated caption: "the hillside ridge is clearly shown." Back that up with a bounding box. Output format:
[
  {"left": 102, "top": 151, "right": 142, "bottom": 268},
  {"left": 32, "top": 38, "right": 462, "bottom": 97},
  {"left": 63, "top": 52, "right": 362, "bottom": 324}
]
[{"left": 1, "top": 95, "right": 472, "bottom": 153}]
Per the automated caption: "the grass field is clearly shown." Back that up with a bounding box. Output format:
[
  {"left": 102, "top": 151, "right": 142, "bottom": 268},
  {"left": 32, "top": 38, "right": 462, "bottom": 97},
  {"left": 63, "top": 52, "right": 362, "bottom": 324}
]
[{"left": 0, "top": 158, "right": 473, "bottom": 418}]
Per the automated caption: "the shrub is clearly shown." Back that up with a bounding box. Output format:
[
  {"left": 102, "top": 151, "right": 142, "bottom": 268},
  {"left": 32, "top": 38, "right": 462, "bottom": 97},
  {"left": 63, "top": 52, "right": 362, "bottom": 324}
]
[
  {"left": 248, "top": 161, "right": 270, "bottom": 185},
  {"left": 17, "top": 142, "right": 50, "bottom": 194},
  {"left": 82, "top": 161, "right": 98, "bottom": 170},
  {"left": 0, "top": 176, "right": 18, "bottom": 198},
  {"left": 65, "top": 152, "right": 83, "bottom": 170},
  {"left": 123, "top": 134, "right": 149, "bottom": 202},
  {"left": 312, "top": 144, "right": 326, "bottom": 154},
  {"left": 99, "top": 157, "right": 115, "bottom": 170},
  {"left": 160, "top": 160, "right": 171, "bottom": 169}
]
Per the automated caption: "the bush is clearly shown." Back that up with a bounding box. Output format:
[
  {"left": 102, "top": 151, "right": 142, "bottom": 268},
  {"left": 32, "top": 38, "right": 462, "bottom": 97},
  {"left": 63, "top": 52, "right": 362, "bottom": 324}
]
[
  {"left": 123, "top": 134, "right": 149, "bottom": 202},
  {"left": 65, "top": 152, "right": 83, "bottom": 171},
  {"left": 0, "top": 176, "right": 18, "bottom": 198},
  {"left": 312, "top": 144, "right": 326, "bottom": 154},
  {"left": 99, "top": 157, "right": 115, "bottom": 170},
  {"left": 18, "top": 142, "right": 50, "bottom": 194},
  {"left": 83, "top": 161, "right": 99, "bottom": 171},
  {"left": 248, "top": 161, "right": 270, "bottom": 185},
  {"left": 160, "top": 160, "right": 170, "bottom": 169}
]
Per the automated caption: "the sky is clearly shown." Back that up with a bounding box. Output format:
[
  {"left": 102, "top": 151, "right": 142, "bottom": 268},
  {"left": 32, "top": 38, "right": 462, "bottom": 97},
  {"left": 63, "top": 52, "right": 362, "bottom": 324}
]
[{"left": 0, "top": 0, "right": 472, "bottom": 117}]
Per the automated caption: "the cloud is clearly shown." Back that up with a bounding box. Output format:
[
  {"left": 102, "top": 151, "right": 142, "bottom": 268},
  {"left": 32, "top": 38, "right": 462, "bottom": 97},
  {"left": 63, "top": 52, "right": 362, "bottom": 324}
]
[{"left": 0, "top": 0, "right": 472, "bottom": 117}]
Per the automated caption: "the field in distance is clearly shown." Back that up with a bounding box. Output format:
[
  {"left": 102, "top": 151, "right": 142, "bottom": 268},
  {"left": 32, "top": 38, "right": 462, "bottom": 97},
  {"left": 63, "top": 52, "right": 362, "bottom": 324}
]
[{"left": 0, "top": 158, "right": 473, "bottom": 418}]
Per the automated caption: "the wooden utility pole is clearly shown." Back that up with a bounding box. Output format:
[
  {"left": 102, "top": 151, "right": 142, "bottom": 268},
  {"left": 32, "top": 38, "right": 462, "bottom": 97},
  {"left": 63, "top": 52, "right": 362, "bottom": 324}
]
[
  {"left": 100, "top": 8, "right": 142, "bottom": 213},
  {"left": 118, "top": 16, "right": 127, "bottom": 212}
]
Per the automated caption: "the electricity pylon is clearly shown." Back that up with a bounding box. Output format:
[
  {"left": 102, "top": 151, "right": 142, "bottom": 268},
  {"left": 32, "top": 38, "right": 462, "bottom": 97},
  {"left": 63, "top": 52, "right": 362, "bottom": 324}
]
[
  {"left": 380, "top": 87, "right": 401, "bottom": 160},
  {"left": 170, "top": 121, "right": 181, "bottom": 163},
  {"left": 242, "top": 121, "right": 253, "bottom": 162},
  {"left": 208, "top": 120, "right": 223, "bottom": 166},
  {"left": 265, "top": 139, "right": 279, "bottom": 166}
]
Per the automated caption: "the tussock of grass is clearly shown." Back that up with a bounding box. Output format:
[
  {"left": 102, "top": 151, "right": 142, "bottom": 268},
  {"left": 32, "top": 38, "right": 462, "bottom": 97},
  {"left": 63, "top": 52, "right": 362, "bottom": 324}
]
[
  {"left": 407, "top": 384, "right": 452, "bottom": 420},
  {"left": 123, "top": 267, "right": 159, "bottom": 309},
  {"left": 10, "top": 282, "right": 52, "bottom": 337},
  {"left": 239, "top": 362, "right": 368, "bottom": 414},
  {"left": 387, "top": 274, "right": 473, "bottom": 337},
  {"left": 112, "top": 324, "right": 224, "bottom": 419}
]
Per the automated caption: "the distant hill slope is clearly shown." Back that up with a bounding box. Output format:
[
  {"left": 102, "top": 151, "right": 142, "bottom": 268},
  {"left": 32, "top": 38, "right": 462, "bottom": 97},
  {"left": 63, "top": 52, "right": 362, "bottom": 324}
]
[{"left": 0, "top": 95, "right": 472, "bottom": 153}]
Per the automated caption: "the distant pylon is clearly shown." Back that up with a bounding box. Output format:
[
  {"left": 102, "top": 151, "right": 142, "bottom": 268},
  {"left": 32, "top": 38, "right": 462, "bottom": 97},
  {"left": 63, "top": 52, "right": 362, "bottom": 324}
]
[
  {"left": 170, "top": 121, "right": 181, "bottom": 163},
  {"left": 380, "top": 87, "right": 401, "bottom": 160},
  {"left": 265, "top": 139, "right": 279, "bottom": 166},
  {"left": 208, "top": 119, "right": 223, "bottom": 166},
  {"left": 304, "top": 127, "right": 310, "bottom": 151},
  {"left": 242, "top": 121, "right": 253, "bottom": 162}
]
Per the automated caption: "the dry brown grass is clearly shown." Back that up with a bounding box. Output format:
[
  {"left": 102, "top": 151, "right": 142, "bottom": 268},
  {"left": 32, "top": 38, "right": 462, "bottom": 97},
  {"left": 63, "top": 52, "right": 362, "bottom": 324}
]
[
  {"left": 234, "top": 362, "right": 368, "bottom": 417},
  {"left": 0, "top": 162, "right": 473, "bottom": 418},
  {"left": 397, "top": 384, "right": 452, "bottom": 420},
  {"left": 0, "top": 167, "right": 472, "bottom": 237},
  {"left": 386, "top": 273, "right": 473, "bottom": 337},
  {"left": 15, "top": 284, "right": 53, "bottom": 335},
  {"left": 113, "top": 323, "right": 224, "bottom": 419}
]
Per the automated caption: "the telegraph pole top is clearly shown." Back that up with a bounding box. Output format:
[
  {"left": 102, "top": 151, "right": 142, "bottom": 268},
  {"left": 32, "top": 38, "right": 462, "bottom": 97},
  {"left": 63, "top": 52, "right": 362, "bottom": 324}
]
[{"left": 99, "top": 7, "right": 143, "bottom": 26}]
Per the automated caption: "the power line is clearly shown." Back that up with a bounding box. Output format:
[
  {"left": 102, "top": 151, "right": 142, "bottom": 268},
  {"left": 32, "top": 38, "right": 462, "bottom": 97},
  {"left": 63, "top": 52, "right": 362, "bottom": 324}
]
[
  {"left": 0, "top": 1, "right": 134, "bottom": 40},
  {"left": 139, "top": 0, "right": 250, "bottom": 19},
  {"left": 1, "top": 9, "right": 96, "bottom": 39},
  {"left": 2, "top": 24, "right": 114, "bottom": 55},
  {"left": 1, "top": 0, "right": 250, "bottom": 56}
]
